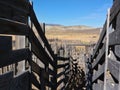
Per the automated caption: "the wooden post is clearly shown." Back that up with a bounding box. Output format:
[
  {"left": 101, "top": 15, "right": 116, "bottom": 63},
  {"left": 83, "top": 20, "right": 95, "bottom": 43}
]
[
  {"left": 40, "top": 70, "right": 46, "bottom": 90},
  {"left": 42, "top": 23, "right": 49, "bottom": 89},
  {"left": 40, "top": 23, "right": 45, "bottom": 34},
  {"left": 103, "top": 8, "right": 110, "bottom": 90},
  {"left": 29, "top": 1, "right": 33, "bottom": 90},
  {"left": 15, "top": 36, "right": 26, "bottom": 75},
  {"left": 54, "top": 55, "right": 57, "bottom": 90}
]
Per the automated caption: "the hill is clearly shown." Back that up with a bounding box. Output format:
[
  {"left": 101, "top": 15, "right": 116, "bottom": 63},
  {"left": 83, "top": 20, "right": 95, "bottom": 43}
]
[{"left": 45, "top": 24, "right": 100, "bottom": 44}]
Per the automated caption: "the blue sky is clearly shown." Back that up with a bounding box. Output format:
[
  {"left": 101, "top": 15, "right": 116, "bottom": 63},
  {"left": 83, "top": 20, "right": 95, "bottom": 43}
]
[{"left": 32, "top": 0, "right": 113, "bottom": 27}]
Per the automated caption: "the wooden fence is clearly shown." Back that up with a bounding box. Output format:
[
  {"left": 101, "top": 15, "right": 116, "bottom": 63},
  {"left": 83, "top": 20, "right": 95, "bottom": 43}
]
[
  {"left": 57, "top": 56, "right": 70, "bottom": 90},
  {"left": 64, "top": 56, "right": 85, "bottom": 90},
  {"left": 0, "top": 0, "right": 72, "bottom": 90},
  {"left": 86, "top": 0, "right": 120, "bottom": 90}
]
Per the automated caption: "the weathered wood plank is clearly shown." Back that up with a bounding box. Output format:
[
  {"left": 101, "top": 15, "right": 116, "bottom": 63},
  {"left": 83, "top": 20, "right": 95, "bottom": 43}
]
[
  {"left": 108, "top": 58, "right": 120, "bottom": 81},
  {"left": 30, "top": 5, "right": 55, "bottom": 59},
  {"left": 114, "top": 45, "right": 120, "bottom": 59},
  {"left": 92, "top": 63, "right": 105, "bottom": 82},
  {"left": 61, "top": 86, "right": 65, "bottom": 90},
  {"left": 116, "top": 12, "right": 120, "bottom": 30},
  {"left": 0, "top": 18, "right": 29, "bottom": 35},
  {"left": 32, "top": 61, "right": 55, "bottom": 76},
  {"left": 107, "top": 83, "right": 118, "bottom": 90},
  {"left": 57, "top": 63, "right": 69, "bottom": 68},
  {"left": 92, "top": 44, "right": 105, "bottom": 69},
  {"left": 93, "top": 83, "right": 118, "bottom": 90},
  {"left": 65, "top": 65, "right": 70, "bottom": 70},
  {"left": 57, "top": 57, "right": 69, "bottom": 61},
  {"left": 28, "top": 29, "right": 55, "bottom": 67},
  {"left": 48, "top": 68, "right": 55, "bottom": 76},
  {"left": 0, "top": 71, "right": 13, "bottom": 90},
  {"left": 0, "top": 0, "right": 30, "bottom": 11},
  {"left": 65, "top": 70, "right": 70, "bottom": 75},
  {"left": 0, "top": 48, "right": 30, "bottom": 68},
  {"left": 31, "top": 61, "right": 42, "bottom": 76},
  {"left": 0, "top": 36, "right": 12, "bottom": 53},
  {"left": 57, "top": 78, "right": 65, "bottom": 87},
  {"left": 57, "top": 71, "right": 64, "bottom": 78},
  {"left": 0, "top": 4, "right": 12, "bottom": 19},
  {"left": 93, "top": 83, "right": 103, "bottom": 90},
  {"left": 0, "top": 0, "right": 29, "bottom": 31},
  {"left": 0, "top": 2, "right": 28, "bottom": 23},
  {"left": 92, "top": 21, "right": 106, "bottom": 59},
  {"left": 46, "top": 81, "right": 54, "bottom": 89},
  {"left": 10, "top": 71, "right": 30, "bottom": 90},
  {"left": 0, "top": 1, "right": 29, "bottom": 15},
  {"left": 31, "top": 72, "right": 40, "bottom": 89},
  {"left": 40, "top": 70, "right": 46, "bottom": 90},
  {"left": 110, "top": 0, "right": 120, "bottom": 24},
  {"left": 109, "top": 30, "right": 120, "bottom": 45}
]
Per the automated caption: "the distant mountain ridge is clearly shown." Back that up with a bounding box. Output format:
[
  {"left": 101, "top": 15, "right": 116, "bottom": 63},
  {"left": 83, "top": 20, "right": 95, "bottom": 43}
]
[
  {"left": 45, "top": 24, "right": 97, "bottom": 31},
  {"left": 45, "top": 24, "right": 100, "bottom": 44},
  {"left": 45, "top": 24, "right": 62, "bottom": 26}
]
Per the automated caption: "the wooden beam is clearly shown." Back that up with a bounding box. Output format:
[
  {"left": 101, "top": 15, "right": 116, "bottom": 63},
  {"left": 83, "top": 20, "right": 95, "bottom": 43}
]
[
  {"left": 48, "top": 68, "right": 55, "bottom": 76},
  {"left": 0, "top": 18, "right": 29, "bottom": 35},
  {"left": 109, "top": 30, "right": 120, "bottom": 46},
  {"left": 0, "top": 48, "right": 31, "bottom": 68},
  {"left": 31, "top": 72, "right": 40, "bottom": 89},
  {"left": 92, "top": 63, "right": 105, "bottom": 82},
  {"left": 57, "top": 78, "right": 65, "bottom": 87},
  {"left": 57, "top": 71, "right": 64, "bottom": 78},
  {"left": 0, "top": 71, "right": 13, "bottom": 90},
  {"left": 28, "top": 29, "right": 55, "bottom": 67},
  {"left": 31, "top": 61, "right": 43, "bottom": 76},
  {"left": 11, "top": 71, "right": 30, "bottom": 90},
  {"left": 110, "top": 0, "right": 120, "bottom": 23},
  {"left": 93, "top": 83, "right": 118, "bottom": 90},
  {"left": 92, "top": 44, "right": 105, "bottom": 69},
  {"left": 0, "top": 0, "right": 30, "bottom": 11},
  {"left": 61, "top": 86, "right": 65, "bottom": 90},
  {"left": 93, "top": 83, "right": 103, "bottom": 90},
  {"left": 65, "top": 70, "right": 70, "bottom": 76},
  {"left": 57, "top": 57, "right": 69, "bottom": 61},
  {"left": 46, "top": 81, "right": 54, "bottom": 89},
  {"left": 108, "top": 58, "right": 120, "bottom": 81},
  {"left": 92, "top": 22, "right": 106, "bottom": 59},
  {"left": 57, "top": 63, "right": 69, "bottom": 68},
  {"left": 0, "top": 1, "right": 29, "bottom": 15},
  {"left": 30, "top": 5, "right": 55, "bottom": 59},
  {"left": 0, "top": 0, "right": 29, "bottom": 23}
]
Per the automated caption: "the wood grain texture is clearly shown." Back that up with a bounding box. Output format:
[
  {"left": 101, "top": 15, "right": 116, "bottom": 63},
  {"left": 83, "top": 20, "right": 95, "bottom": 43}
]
[
  {"left": 31, "top": 72, "right": 40, "bottom": 89},
  {"left": 109, "top": 30, "right": 120, "bottom": 45},
  {"left": 0, "top": 18, "right": 29, "bottom": 35},
  {"left": 110, "top": 0, "right": 120, "bottom": 24},
  {"left": 92, "top": 63, "right": 105, "bottom": 82},
  {"left": 0, "top": 71, "right": 13, "bottom": 90},
  {"left": 108, "top": 58, "right": 120, "bottom": 81},
  {"left": 10, "top": 71, "right": 30, "bottom": 90},
  {"left": 92, "top": 43, "right": 105, "bottom": 69},
  {"left": 30, "top": 5, "right": 55, "bottom": 59},
  {"left": 92, "top": 22, "right": 106, "bottom": 59},
  {"left": 0, "top": 48, "right": 30, "bottom": 68}
]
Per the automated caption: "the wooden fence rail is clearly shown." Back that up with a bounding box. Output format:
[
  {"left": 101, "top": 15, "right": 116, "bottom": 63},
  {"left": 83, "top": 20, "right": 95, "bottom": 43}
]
[
  {"left": 86, "top": 0, "right": 120, "bottom": 90},
  {"left": 0, "top": 0, "right": 72, "bottom": 90}
]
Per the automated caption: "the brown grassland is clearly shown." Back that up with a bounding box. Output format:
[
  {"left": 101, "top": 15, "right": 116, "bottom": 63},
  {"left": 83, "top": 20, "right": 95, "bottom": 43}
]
[{"left": 45, "top": 25, "right": 100, "bottom": 44}]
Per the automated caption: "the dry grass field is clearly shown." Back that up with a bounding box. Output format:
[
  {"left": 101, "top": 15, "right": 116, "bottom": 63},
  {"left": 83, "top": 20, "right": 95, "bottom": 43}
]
[{"left": 45, "top": 25, "right": 100, "bottom": 44}]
